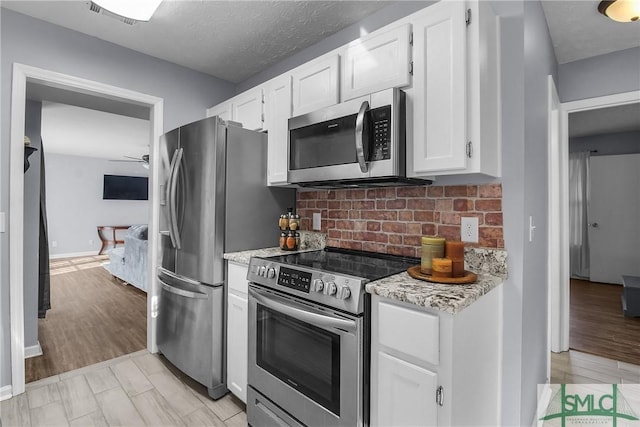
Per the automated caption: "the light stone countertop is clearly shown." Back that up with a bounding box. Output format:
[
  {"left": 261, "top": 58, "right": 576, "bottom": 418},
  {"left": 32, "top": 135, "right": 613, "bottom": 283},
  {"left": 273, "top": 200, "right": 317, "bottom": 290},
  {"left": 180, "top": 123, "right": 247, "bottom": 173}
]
[
  {"left": 224, "top": 231, "right": 327, "bottom": 264},
  {"left": 365, "top": 271, "right": 503, "bottom": 314},
  {"left": 224, "top": 246, "right": 321, "bottom": 265}
]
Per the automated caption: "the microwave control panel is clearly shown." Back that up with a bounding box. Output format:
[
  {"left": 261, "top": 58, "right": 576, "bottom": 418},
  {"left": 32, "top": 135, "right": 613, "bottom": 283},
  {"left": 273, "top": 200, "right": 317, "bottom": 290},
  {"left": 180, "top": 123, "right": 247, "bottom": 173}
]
[{"left": 371, "top": 106, "right": 391, "bottom": 161}]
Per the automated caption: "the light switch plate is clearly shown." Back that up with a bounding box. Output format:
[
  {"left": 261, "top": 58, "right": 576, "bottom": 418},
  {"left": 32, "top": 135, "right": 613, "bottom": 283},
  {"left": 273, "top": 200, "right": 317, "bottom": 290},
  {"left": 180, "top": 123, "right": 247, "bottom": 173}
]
[
  {"left": 313, "top": 212, "right": 322, "bottom": 231},
  {"left": 0, "top": 212, "right": 6, "bottom": 233},
  {"left": 461, "top": 217, "right": 478, "bottom": 243}
]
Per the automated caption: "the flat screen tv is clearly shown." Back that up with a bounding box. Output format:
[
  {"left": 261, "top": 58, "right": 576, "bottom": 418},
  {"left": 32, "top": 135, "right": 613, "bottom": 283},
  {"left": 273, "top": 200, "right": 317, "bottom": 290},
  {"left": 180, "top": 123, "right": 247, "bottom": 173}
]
[{"left": 103, "top": 175, "right": 148, "bottom": 200}]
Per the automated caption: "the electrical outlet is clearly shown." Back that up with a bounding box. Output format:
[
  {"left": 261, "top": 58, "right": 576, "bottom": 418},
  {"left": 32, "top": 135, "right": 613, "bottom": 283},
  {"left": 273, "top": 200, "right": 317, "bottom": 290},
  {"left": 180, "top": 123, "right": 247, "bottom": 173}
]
[
  {"left": 313, "top": 212, "right": 322, "bottom": 231},
  {"left": 52, "top": 240, "right": 58, "bottom": 248},
  {"left": 461, "top": 217, "right": 478, "bottom": 243},
  {"left": 89, "top": 239, "right": 94, "bottom": 246}
]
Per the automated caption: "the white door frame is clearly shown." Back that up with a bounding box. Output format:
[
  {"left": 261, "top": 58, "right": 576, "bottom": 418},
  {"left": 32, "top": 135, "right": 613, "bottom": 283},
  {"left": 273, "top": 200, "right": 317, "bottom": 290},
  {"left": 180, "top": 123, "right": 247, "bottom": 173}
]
[
  {"left": 9, "top": 63, "right": 163, "bottom": 397},
  {"left": 547, "top": 86, "right": 640, "bottom": 354}
]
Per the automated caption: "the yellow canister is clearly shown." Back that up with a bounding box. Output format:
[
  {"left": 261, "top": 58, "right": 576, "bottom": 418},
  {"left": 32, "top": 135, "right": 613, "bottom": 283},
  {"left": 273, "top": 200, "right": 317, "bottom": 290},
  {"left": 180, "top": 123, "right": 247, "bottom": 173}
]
[{"left": 421, "top": 236, "right": 446, "bottom": 275}]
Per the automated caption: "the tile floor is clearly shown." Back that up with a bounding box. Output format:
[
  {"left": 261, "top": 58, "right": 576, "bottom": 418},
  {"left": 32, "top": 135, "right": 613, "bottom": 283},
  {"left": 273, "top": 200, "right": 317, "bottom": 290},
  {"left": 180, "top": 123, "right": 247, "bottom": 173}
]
[{"left": 1, "top": 350, "right": 247, "bottom": 427}]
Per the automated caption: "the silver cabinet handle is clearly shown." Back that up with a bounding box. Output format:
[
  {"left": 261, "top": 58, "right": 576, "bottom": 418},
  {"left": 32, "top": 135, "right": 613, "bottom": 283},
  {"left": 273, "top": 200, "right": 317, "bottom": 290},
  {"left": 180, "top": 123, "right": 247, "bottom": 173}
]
[
  {"left": 249, "top": 287, "right": 356, "bottom": 333},
  {"left": 168, "top": 147, "right": 184, "bottom": 249},
  {"left": 158, "top": 278, "right": 207, "bottom": 299},
  {"left": 355, "top": 100, "right": 369, "bottom": 173}
]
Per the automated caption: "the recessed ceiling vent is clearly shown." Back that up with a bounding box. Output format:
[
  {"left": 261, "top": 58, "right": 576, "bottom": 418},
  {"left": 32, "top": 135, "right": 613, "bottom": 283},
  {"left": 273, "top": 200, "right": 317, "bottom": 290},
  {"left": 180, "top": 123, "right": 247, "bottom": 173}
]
[{"left": 88, "top": 1, "right": 137, "bottom": 25}]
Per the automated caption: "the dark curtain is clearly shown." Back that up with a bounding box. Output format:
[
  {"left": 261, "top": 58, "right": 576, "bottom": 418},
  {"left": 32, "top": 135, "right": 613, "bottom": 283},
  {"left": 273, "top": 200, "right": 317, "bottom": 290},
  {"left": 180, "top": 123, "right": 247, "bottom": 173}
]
[{"left": 38, "top": 139, "right": 50, "bottom": 318}]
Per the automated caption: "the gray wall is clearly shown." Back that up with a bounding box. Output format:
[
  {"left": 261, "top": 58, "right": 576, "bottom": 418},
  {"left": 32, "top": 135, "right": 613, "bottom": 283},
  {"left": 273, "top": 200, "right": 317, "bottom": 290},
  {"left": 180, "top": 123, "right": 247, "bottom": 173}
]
[
  {"left": 493, "top": 4, "right": 525, "bottom": 425},
  {"left": 1, "top": 8, "right": 236, "bottom": 388},
  {"left": 570, "top": 131, "right": 640, "bottom": 156},
  {"left": 24, "top": 101, "right": 42, "bottom": 350},
  {"left": 521, "top": 0, "right": 558, "bottom": 424},
  {"left": 558, "top": 47, "right": 640, "bottom": 102},
  {"left": 45, "top": 154, "right": 150, "bottom": 256},
  {"left": 236, "top": 1, "right": 433, "bottom": 93}
]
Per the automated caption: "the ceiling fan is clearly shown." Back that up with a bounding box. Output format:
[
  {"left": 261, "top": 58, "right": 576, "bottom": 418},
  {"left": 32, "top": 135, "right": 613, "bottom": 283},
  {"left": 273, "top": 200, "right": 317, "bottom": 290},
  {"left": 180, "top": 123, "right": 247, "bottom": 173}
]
[{"left": 110, "top": 154, "right": 150, "bottom": 168}]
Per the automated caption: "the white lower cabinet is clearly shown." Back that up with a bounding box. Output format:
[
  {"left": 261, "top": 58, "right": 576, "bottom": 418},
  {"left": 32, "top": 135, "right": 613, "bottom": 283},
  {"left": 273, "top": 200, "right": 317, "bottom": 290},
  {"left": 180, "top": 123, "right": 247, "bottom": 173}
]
[
  {"left": 376, "top": 352, "right": 438, "bottom": 427},
  {"left": 370, "top": 285, "right": 502, "bottom": 427},
  {"left": 226, "top": 261, "right": 249, "bottom": 403}
]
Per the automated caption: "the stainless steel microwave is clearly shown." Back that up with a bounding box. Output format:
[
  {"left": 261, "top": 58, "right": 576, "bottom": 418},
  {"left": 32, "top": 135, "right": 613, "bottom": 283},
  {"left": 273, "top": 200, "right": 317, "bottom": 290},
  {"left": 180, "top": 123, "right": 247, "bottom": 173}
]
[{"left": 287, "top": 88, "right": 430, "bottom": 187}]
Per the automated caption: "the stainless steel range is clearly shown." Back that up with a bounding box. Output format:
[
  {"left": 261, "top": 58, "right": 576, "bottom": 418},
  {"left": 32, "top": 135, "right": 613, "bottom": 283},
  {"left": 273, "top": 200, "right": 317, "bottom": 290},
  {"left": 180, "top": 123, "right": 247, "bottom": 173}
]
[{"left": 246, "top": 248, "right": 417, "bottom": 427}]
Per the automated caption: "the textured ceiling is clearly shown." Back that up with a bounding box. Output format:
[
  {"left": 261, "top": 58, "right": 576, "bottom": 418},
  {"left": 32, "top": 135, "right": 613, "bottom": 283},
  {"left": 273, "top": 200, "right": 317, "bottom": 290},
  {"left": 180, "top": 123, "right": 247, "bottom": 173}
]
[
  {"left": 541, "top": 0, "right": 640, "bottom": 64},
  {"left": 1, "top": 0, "right": 391, "bottom": 83}
]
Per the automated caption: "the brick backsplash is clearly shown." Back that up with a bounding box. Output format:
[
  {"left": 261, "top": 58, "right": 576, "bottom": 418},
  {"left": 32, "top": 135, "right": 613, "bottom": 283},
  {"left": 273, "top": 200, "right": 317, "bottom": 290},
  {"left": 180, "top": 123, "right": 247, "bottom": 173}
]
[{"left": 296, "top": 184, "right": 504, "bottom": 257}]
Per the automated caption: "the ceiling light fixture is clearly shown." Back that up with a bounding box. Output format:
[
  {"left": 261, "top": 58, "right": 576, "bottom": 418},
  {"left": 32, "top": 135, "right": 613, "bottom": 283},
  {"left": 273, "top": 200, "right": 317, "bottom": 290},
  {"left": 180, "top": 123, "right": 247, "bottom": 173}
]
[
  {"left": 598, "top": 0, "right": 640, "bottom": 22},
  {"left": 89, "top": 0, "right": 162, "bottom": 24}
]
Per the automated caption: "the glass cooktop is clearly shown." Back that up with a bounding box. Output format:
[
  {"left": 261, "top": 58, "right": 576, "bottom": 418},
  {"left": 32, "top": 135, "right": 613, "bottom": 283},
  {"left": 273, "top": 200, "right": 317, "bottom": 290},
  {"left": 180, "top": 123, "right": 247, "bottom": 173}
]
[{"left": 263, "top": 247, "right": 418, "bottom": 282}]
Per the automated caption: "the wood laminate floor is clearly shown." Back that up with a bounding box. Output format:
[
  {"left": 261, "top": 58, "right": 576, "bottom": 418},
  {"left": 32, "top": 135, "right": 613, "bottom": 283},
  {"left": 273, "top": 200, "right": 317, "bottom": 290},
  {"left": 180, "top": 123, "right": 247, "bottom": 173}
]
[
  {"left": 25, "top": 255, "right": 147, "bottom": 383},
  {"left": 570, "top": 278, "right": 640, "bottom": 366}
]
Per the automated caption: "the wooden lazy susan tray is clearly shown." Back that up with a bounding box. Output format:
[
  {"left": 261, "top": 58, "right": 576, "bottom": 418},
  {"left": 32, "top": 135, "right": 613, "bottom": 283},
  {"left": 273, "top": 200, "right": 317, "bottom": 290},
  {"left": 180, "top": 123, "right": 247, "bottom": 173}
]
[{"left": 407, "top": 265, "right": 477, "bottom": 285}]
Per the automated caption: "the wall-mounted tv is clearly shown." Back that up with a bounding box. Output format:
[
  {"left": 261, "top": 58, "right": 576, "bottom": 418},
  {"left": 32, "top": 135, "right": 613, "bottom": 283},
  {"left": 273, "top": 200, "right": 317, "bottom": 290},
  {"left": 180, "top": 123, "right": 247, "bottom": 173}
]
[{"left": 103, "top": 175, "right": 148, "bottom": 200}]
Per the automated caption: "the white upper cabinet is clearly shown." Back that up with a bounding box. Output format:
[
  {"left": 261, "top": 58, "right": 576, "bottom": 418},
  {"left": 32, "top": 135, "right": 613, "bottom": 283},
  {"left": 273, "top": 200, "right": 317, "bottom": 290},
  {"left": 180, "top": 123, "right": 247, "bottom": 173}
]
[
  {"left": 206, "top": 102, "right": 231, "bottom": 121},
  {"left": 206, "top": 87, "right": 265, "bottom": 131},
  {"left": 341, "top": 24, "right": 412, "bottom": 102},
  {"left": 232, "top": 87, "right": 264, "bottom": 131},
  {"left": 409, "top": 0, "right": 500, "bottom": 178},
  {"left": 265, "top": 75, "right": 292, "bottom": 186},
  {"left": 291, "top": 54, "right": 340, "bottom": 116},
  {"left": 411, "top": 0, "right": 467, "bottom": 176}
]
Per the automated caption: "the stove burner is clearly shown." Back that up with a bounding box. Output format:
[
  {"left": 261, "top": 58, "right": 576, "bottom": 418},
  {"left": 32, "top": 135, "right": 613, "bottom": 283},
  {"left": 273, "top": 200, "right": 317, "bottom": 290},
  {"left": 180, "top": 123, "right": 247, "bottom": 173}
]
[{"left": 264, "top": 248, "right": 417, "bottom": 281}]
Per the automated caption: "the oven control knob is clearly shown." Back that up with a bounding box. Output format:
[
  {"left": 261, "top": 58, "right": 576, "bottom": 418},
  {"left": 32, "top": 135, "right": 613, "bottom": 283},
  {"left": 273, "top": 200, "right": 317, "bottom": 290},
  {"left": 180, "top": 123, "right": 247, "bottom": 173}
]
[
  {"left": 267, "top": 268, "right": 276, "bottom": 279},
  {"left": 323, "top": 281, "right": 337, "bottom": 296},
  {"left": 259, "top": 266, "right": 266, "bottom": 277},
  {"left": 312, "top": 279, "right": 324, "bottom": 292},
  {"left": 337, "top": 285, "right": 351, "bottom": 300}
]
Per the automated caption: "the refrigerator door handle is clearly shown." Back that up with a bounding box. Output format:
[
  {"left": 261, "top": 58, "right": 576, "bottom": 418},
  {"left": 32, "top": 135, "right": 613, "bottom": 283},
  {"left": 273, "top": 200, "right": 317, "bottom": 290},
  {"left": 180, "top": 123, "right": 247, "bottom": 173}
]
[
  {"left": 168, "top": 147, "right": 184, "bottom": 249},
  {"left": 158, "top": 277, "right": 208, "bottom": 299}
]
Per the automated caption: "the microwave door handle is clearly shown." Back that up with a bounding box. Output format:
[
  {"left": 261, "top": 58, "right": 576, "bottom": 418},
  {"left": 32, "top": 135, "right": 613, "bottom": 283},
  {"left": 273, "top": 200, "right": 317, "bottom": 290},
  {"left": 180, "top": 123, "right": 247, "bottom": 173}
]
[
  {"left": 355, "top": 100, "right": 370, "bottom": 173},
  {"left": 249, "top": 288, "right": 357, "bottom": 333}
]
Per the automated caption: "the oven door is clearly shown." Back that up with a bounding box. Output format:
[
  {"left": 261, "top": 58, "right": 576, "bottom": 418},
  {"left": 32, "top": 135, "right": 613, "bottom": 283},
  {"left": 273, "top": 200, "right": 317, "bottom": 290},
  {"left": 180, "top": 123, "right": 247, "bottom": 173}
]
[{"left": 248, "top": 285, "right": 364, "bottom": 427}]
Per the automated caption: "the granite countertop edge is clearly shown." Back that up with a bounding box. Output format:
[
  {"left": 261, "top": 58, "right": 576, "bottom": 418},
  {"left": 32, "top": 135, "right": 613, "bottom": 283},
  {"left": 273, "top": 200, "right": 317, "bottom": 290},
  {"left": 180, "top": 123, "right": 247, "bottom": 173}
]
[
  {"left": 365, "top": 271, "right": 503, "bottom": 315},
  {"left": 223, "top": 247, "right": 320, "bottom": 265}
]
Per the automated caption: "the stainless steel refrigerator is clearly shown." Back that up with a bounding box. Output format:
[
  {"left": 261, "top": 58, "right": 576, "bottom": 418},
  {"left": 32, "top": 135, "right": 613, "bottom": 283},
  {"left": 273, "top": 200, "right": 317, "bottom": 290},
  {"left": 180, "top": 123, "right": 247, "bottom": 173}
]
[{"left": 156, "top": 116, "right": 295, "bottom": 399}]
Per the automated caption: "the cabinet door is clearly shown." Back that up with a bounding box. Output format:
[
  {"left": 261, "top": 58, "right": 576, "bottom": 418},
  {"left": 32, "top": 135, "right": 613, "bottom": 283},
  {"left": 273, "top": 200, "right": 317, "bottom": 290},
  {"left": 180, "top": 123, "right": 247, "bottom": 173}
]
[
  {"left": 233, "top": 87, "right": 264, "bottom": 131},
  {"left": 291, "top": 54, "right": 340, "bottom": 116},
  {"left": 265, "top": 76, "right": 292, "bottom": 186},
  {"left": 411, "top": 1, "right": 467, "bottom": 176},
  {"left": 375, "top": 352, "right": 438, "bottom": 427},
  {"left": 227, "top": 291, "right": 248, "bottom": 403},
  {"left": 341, "top": 24, "right": 412, "bottom": 101},
  {"left": 226, "top": 262, "right": 248, "bottom": 403},
  {"left": 206, "top": 102, "right": 231, "bottom": 121}
]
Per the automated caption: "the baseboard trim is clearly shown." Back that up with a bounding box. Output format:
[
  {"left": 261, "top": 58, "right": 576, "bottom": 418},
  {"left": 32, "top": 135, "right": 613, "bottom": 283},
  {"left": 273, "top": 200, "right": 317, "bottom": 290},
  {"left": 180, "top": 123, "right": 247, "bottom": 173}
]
[
  {"left": 0, "top": 385, "right": 13, "bottom": 401},
  {"left": 25, "top": 342, "right": 43, "bottom": 359},
  {"left": 50, "top": 251, "right": 100, "bottom": 260}
]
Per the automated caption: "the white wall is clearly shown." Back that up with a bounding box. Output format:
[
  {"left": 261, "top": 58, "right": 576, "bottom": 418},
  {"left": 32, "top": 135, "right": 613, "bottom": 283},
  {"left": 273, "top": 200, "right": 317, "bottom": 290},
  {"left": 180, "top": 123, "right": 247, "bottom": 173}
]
[{"left": 45, "top": 153, "right": 149, "bottom": 256}]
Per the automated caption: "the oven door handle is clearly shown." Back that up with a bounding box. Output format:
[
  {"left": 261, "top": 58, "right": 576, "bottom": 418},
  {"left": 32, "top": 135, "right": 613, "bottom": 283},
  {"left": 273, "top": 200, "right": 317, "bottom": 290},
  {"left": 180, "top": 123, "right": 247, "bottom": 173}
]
[{"left": 250, "top": 288, "right": 357, "bottom": 333}]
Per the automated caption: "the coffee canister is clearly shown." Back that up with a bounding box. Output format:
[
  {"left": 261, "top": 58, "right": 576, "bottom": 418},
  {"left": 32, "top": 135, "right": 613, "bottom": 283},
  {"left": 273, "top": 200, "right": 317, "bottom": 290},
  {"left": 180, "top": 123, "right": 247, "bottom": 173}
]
[{"left": 421, "top": 236, "right": 446, "bottom": 274}]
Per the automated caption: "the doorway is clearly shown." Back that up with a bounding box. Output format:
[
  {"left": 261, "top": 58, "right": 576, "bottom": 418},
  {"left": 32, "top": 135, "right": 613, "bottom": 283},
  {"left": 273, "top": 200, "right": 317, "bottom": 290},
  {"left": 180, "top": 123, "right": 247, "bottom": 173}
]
[
  {"left": 9, "top": 63, "right": 163, "bottom": 396},
  {"left": 547, "top": 85, "right": 640, "bottom": 359}
]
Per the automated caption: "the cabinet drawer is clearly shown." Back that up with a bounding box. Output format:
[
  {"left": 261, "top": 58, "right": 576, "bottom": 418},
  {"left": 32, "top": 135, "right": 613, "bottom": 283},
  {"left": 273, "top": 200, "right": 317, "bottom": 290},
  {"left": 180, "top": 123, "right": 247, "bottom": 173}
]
[
  {"left": 378, "top": 300, "right": 439, "bottom": 365},
  {"left": 227, "top": 262, "right": 249, "bottom": 295}
]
